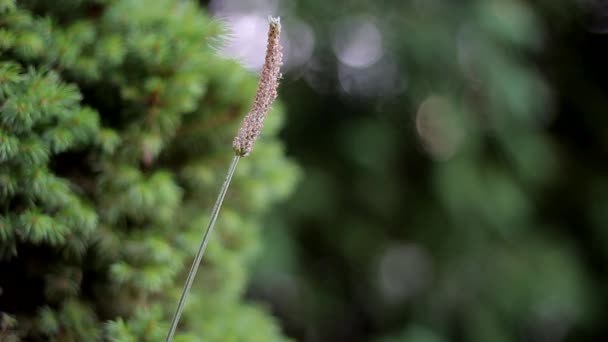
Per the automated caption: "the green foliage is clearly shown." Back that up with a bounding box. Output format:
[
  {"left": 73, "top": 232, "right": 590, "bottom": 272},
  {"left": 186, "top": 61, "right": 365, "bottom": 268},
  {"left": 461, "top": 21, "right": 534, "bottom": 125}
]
[
  {"left": 252, "top": 0, "right": 602, "bottom": 341},
  {"left": 0, "top": 0, "right": 298, "bottom": 340}
]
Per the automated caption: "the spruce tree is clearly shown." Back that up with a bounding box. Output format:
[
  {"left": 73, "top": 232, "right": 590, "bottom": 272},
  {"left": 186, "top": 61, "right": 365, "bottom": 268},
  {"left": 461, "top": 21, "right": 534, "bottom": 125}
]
[{"left": 0, "top": 0, "right": 298, "bottom": 340}]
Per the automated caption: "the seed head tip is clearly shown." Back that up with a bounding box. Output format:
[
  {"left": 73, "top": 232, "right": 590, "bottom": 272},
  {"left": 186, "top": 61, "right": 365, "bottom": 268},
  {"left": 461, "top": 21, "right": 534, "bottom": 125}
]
[{"left": 232, "top": 17, "right": 283, "bottom": 157}]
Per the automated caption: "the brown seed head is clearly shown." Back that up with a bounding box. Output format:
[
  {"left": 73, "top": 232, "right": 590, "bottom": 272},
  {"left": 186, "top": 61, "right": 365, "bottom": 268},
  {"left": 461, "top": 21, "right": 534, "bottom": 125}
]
[{"left": 232, "top": 16, "right": 283, "bottom": 157}]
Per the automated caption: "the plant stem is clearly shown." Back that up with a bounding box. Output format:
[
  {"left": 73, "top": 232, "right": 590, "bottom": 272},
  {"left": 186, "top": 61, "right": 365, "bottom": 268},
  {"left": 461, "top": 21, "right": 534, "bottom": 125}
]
[{"left": 165, "top": 155, "right": 240, "bottom": 342}]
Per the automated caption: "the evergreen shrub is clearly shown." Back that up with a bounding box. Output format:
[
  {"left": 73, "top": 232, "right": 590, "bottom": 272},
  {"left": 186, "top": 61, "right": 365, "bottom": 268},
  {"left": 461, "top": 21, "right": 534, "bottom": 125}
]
[{"left": 0, "top": 0, "right": 298, "bottom": 340}]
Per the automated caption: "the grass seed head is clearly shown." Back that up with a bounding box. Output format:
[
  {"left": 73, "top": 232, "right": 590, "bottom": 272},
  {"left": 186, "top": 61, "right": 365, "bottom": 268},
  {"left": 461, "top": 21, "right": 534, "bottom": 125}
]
[{"left": 232, "top": 16, "right": 283, "bottom": 157}]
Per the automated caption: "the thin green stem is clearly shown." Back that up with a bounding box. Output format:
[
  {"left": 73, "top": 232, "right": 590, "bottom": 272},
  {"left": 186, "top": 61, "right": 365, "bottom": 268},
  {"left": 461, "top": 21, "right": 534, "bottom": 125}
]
[{"left": 165, "top": 155, "right": 240, "bottom": 342}]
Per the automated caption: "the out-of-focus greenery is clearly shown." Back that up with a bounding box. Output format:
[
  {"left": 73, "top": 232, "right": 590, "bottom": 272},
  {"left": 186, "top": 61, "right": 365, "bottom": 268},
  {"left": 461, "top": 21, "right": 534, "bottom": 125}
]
[{"left": 246, "top": 0, "right": 608, "bottom": 341}]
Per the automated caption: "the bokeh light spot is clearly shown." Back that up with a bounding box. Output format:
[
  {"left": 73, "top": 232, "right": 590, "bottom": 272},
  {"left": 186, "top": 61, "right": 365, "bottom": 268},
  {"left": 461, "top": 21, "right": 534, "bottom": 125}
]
[
  {"left": 377, "top": 243, "right": 432, "bottom": 302},
  {"left": 216, "top": 14, "right": 270, "bottom": 70},
  {"left": 282, "top": 19, "right": 316, "bottom": 70},
  {"left": 416, "top": 96, "right": 465, "bottom": 160},
  {"left": 332, "top": 17, "right": 384, "bottom": 68}
]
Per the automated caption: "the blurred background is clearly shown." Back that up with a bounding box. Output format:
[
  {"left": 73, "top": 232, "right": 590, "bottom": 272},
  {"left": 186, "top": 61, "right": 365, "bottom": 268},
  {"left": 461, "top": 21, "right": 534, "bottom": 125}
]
[{"left": 203, "top": 0, "right": 608, "bottom": 341}]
